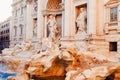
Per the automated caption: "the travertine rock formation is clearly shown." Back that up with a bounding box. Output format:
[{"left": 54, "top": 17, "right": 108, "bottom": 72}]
[{"left": 1, "top": 38, "right": 120, "bottom": 80}]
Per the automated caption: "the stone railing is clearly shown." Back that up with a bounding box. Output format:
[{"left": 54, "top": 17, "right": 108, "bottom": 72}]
[{"left": 104, "top": 21, "right": 120, "bottom": 34}]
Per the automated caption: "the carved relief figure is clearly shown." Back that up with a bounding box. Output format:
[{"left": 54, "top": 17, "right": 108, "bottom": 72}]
[
  {"left": 33, "top": 22, "right": 37, "bottom": 38},
  {"left": 47, "top": 15, "right": 58, "bottom": 40},
  {"left": 76, "top": 8, "right": 87, "bottom": 34},
  {"left": 33, "top": 0, "right": 38, "bottom": 12}
]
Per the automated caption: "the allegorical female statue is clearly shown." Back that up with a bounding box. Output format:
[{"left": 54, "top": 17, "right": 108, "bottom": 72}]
[
  {"left": 33, "top": 22, "right": 37, "bottom": 38},
  {"left": 76, "top": 8, "right": 87, "bottom": 34},
  {"left": 33, "top": 0, "right": 38, "bottom": 12},
  {"left": 47, "top": 15, "right": 58, "bottom": 40}
]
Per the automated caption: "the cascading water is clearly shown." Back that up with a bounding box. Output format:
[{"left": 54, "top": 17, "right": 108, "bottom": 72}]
[
  {"left": 0, "top": 72, "right": 16, "bottom": 80},
  {"left": 0, "top": 62, "right": 16, "bottom": 80}
]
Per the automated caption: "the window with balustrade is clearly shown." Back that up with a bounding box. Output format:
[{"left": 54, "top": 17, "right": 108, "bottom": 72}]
[{"left": 110, "top": 7, "right": 118, "bottom": 22}]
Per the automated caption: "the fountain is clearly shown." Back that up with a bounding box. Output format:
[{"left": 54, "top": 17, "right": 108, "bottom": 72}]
[
  {"left": 1, "top": 38, "right": 120, "bottom": 80},
  {"left": 1, "top": 10, "right": 120, "bottom": 80}
]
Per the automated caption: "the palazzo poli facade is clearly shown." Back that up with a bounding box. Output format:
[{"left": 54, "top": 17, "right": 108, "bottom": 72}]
[
  {"left": 10, "top": 0, "right": 27, "bottom": 45},
  {"left": 3, "top": 0, "right": 120, "bottom": 79},
  {"left": 10, "top": 0, "right": 120, "bottom": 54}
]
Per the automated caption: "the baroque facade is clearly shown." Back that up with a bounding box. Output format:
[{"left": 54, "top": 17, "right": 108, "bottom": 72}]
[
  {"left": 10, "top": 0, "right": 120, "bottom": 53},
  {"left": 10, "top": 0, "right": 27, "bottom": 46},
  {"left": 2, "top": 0, "right": 120, "bottom": 80}
]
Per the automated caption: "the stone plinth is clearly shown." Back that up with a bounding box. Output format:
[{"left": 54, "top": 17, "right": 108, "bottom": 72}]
[{"left": 74, "top": 33, "right": 88, "bottom": 52}]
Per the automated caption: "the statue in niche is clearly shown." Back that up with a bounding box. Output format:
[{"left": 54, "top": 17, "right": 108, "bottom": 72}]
[
  {"left": 76, "top": 7, "right": 87, "bottom": 34},
  {"left": 33, "top": 0, "right": 38, "bottom": 12},
  {"left": 47, "top": 15, "right": 59, "bottom": 42},
  {"left": 33, "top": 22, "right": 37, "bottom": 38}
]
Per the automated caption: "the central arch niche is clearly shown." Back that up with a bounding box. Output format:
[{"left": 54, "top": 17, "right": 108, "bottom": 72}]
[
  {"left": 46, "top": 0, "right": 62, "bottom": 11},
  {"left": 43, "top": 0, "right": 63, "bottom": 38}
]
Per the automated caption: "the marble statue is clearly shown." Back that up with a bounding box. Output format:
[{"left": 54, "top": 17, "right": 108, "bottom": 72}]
[
  {"left": 33, "top": 22, "right": 37, "bottom": 38},
  {"left": 76, "top": 8, "right": 87, "bottom": 34},
  {"left": 47, "top": 15, "right": 58, "bottom": 40},
  {"left": 33, "top": 0, "right": 38, "bottom": 12}
]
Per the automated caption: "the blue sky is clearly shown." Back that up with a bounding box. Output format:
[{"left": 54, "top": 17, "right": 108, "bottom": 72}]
[{"left": 0, "top": 0, "right": 12, "bottom": 22}]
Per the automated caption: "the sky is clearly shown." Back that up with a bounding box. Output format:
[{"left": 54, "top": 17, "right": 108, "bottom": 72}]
[{"left": 0, "top": 0, "right": 12, "bottom": 22}]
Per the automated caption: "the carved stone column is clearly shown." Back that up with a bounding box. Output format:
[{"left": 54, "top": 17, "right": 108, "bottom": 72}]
[
  {"left": 61, "top": 11, "right": 64, "bottom": 37},
  {"left": 26, "top": 0, "right": 34, "bottom": 41},
  {"left": 44, "top": 15, "right": 47, "bottom": 38},
  {"left": 37, "top": 0, "right": 44, "bottom": 42},
  {"left": 64, "top": 0, "right": 72, "bottom": 38},
  {"left": 97, "top": 0, "right": 104, "bottom": 35},
  {"left": 104, "top": 8, "right": 109, "bottom": 34},
  {"left": 87, "top": 0, "right": 97, "bottom": 35},
  {"left": 117, "top": 4, "right": 120, "bottom": 32},
  {"left": 61, "top": 0, "right": 65, "bottom": 37},
  {"left": 86, "top": 0, "right": 97, "bottom": 52}
]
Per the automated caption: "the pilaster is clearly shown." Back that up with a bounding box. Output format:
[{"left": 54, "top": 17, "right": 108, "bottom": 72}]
[
  {"left": 64, "top": 0, "right": 73, "bottom": 38},
  {"left": 87, "top": 0, "right": 97, "bottom": 35},
  {"left": 97, "top": 0, "right": 104, "bottom": 35},
  {"left": 117, "top": 4, "right": 120, "bottom": 32},
  {"left": 26, "top": 1, "right": 33, "bottom": 41},
  {"left": 37, "top": 0, "right": 44, "bottom": 42},
  {"left": 44, "top": 15, "right": 47, "bottom": 38}
]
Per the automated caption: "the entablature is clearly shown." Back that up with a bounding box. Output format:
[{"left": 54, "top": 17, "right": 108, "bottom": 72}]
[{"left": 73, "top": 0, "right": 87, "bottom": 6}]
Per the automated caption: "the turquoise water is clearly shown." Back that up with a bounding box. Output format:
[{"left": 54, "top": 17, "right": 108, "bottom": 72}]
[
  {"left": 0, "top": 71, "right": 16, "bottom": 80},
  {"left": 0, "top": 63, "right": 16, "bottom": 80}
]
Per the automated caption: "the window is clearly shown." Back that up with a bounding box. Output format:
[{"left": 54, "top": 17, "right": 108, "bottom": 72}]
[
  {"left": 15, "top": 10, "right": 17, "bottom": 17},
  {"left": 6, "top": 24, "right": 7, "bottom": 27},
  {"left": 6, "top": 37, "right": 7, "bottom": 40},
  {"left": 1, "top": 32, "right": 2, "bottom": 34},
  {"left": 1, "top": 37, "right": 2, "bottom": 41},
  {"left": 109, "top": 42, "right": 117, "bottom": 52},
  {"left": 19, "top": 25, "right": 23, "bottom": 35},
  {"left": 7, "top": 30, "right": 9, "bottom": 33},
  {"left": 17, "top": 10, "right": 19, "bottom": 16},
  {"left": 20, "top": 27, "right": 23, "bottom": 35},
  {"left": 14, "top": 27, "right": 17, "bottom": 36},
  {"left": 21, "top": 7, "right": 24, "bottom": 15},
  {"left": 110, "top": 7, "right": 118, "bottom": 22},
  {"left": 7, "top": 23, "right": 9, "bottom": 26},
  {"left": 4, "top": 31, "right": 5, "bottom": 34}
]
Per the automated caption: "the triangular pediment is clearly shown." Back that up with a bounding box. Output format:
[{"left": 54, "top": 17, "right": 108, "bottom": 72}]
[{"left": 105, "top": 0, "right": 120, "bottom": 5}]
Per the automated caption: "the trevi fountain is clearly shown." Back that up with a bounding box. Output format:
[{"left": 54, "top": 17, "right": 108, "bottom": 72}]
[{"left": 1, "top": 0, "right": 120, "bottom": 80}]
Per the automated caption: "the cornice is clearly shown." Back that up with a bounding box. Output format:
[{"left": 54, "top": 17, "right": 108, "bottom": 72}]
[
  {"left": 105, "top": 0, "right": 120, "bottom": 6},
  {"left": 12, "top": 0, "right": 24, "bottom": 6}
]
